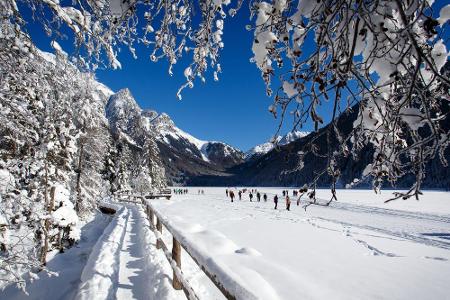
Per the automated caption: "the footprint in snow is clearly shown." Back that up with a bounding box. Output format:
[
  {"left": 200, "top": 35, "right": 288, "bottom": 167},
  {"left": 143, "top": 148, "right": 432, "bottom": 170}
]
[
  {"left": 235, "top": 247, "right": 262, "bottom": 257},
  {"left": 423, "top": 256, "right": 448, "bottom": 261}
]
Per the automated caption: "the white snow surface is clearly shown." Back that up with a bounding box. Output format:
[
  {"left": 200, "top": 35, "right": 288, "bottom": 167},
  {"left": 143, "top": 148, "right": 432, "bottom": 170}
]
[
  {"left": 4, "top": 189, "right": 449, "bottom": 299},
  {"left": 149, "top": 187, "right": 450, "bottom": 300}
]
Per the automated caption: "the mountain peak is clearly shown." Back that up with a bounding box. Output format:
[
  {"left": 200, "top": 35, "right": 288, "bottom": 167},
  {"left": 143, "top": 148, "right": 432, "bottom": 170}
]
[
  {"left": 105, "top": 88, "right": 142, "bottom": 134},
  {"left": 245, "top": 130, "right": 310, "bottom": 161},
  {"left": 153, "top": 112, "right": 176, "bottom": 129},
  {"left": 106, "top": 88, "right": 140, "bottom": 113},
  {"left": 115, "top": 87, "right": 132, "bottom": 97}
]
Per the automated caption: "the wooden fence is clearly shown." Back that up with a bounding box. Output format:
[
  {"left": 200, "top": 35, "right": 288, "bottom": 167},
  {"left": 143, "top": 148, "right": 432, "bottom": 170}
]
[{"left": 143, "top": 200, "right": 257, "bottom": 300}]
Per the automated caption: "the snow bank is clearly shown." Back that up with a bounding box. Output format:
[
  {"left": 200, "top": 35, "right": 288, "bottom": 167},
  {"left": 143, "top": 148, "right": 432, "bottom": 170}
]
[{"left": 76, "top": 207, "right": 129, "bottom": 300}]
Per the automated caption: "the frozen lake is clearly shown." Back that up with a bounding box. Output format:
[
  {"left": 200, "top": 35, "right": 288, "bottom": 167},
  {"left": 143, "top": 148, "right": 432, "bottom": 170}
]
[{"left": 152, "top": 187, "right": 450, "bottom": 300}]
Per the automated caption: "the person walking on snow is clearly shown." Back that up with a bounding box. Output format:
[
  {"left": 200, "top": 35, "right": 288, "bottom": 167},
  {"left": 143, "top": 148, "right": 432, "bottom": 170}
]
[
  {"left": 286, "top": 195, "right": 291, "bottom": 211},
  {"left": 226, "top": 189, "right": 229, "bottom": 197},
  {"left": 256, "top": 192, "right": 261, "bottom": 202},
  {"left": 230, "top": 191, "right": 235, "bottom": 202},
  {"left": 249, "top": 193, "right": 253, "bottom": 202},
  {"left": 282, "top": 190, "right": 286, "bottom": 197},
  {"left": 274, "top": 195, "right": 278, "bottom": 209},
  {"left": 263, "top": 193, "right": 267, "bottom": 202},
  {"left": 238, "top": 190, "right": 242, "bottom": 200}
]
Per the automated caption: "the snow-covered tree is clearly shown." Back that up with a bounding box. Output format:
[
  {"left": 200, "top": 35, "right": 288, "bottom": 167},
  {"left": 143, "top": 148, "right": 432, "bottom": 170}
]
[
  {"left": 248, "top": 0, "right": 450, "bottom": 203},
  {"left": 0, "top": 18, "right": 117, "bottom": 288}
]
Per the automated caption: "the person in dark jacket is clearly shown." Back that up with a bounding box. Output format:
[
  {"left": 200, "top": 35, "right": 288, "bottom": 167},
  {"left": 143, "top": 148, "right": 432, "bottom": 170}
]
[
  {"left": 256, "top": 192, "right": 261, "bottom": 202},
  {"left": 238, "top": 190, "right": 242, "bottom": 200},
  {"left": 282, "top": 190, "right": 285, "bottom": 197},
  {"left": 230, "top": 191, "right": 235, "bottom": 202},
  {"left": 286, "top": 195, "right": 291, "bottom": 211},
  {"left": 249, "top": 193, "right": 253, "bottom": 202},
  {"left": 263, "top": 193, "right": 267, "bottom": 202},
  {"left": 274, "top": 195, "right": 278, "bottom": 209},
  {"left": 226, "top": 189, "right": 229, "bottom": 197}
]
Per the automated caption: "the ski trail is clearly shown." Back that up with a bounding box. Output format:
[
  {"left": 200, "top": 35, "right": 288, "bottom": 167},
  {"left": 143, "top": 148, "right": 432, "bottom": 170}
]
[{"left": 115, "top": 206, "right": 151, "bottom": 300}]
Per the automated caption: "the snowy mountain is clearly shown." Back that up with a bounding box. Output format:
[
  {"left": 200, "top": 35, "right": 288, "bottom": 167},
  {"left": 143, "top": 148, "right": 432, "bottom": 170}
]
[
  {"left": 244, "top": 131, "right": 309, "bottom": 161},
  {"left": 105, "top": 89, "right": 245, "bottom": 185},
  {"left": 152, "top": 112, "right": 243, "bottom": 165}
]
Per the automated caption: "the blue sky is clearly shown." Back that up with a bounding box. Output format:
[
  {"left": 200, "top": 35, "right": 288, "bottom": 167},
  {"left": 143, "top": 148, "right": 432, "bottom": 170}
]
[
  {"left": 20, "top": 3, "right": 312, "bottom": 151},
  {"left": 19, "top": 1, "right": 449, "bottom": 151},
  {"left": 96, "top": 7, "right": 301, "bottom": 151}
]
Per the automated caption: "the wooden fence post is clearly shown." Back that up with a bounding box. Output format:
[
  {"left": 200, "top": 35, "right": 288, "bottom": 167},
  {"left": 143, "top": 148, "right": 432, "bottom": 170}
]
[
  {"left": 156, "top": 217, "right": 162, "bottom": 249},
  {"left": 172, "top": 237, "right": 182, "bottom": 290},
  {"left": 149, "top": 208, "right": 154, "bottom": 227}
]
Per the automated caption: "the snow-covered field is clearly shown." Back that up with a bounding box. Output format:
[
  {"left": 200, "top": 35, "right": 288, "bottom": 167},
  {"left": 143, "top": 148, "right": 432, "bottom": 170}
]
[
  {"left": 2, "top": 188, "right": 449, "bottom": 300},
  {"left": 151, "top": 187, "right": 450, "bottom": 300}
]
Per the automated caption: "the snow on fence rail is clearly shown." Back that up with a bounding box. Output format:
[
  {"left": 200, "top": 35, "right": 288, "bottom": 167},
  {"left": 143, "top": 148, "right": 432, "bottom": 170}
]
[
  {"left": 143, "top": 200, "right": 259, "bottom": 300},
  {"left": 113, "top": 190, "right": 172, "bottom": 201}
]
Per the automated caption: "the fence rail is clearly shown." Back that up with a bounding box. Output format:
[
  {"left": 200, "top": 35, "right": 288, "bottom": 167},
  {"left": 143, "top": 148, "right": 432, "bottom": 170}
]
[{"left": 144, "top": 201, "right": 242, "bottom": 300}]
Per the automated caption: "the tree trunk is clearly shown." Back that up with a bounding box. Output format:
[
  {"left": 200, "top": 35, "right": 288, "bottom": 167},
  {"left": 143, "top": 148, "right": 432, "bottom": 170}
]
[
  {"left": 40, "top": 178, "right": 55, "bottom": 266},
  {"left": 75, "top": 143, "right": 84, "bottom": 213}
]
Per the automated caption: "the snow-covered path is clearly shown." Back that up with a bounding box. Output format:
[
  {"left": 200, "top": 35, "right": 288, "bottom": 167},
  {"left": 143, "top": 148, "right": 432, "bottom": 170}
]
[
  {"left": 76, "top": 204, "right": 185, "bottom": 300},
  {"left": 115, "top": 206, "right": 152, "bottom": 299}
]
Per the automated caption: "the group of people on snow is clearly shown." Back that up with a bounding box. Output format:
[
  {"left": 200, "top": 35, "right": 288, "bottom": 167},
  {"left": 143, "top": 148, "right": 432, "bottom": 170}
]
[
  {"left": 226, "top": 188, "right": 307, "bottom": 211},
  {"left": 173, "top": 188, "right": 188, "bottom": 195}
]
